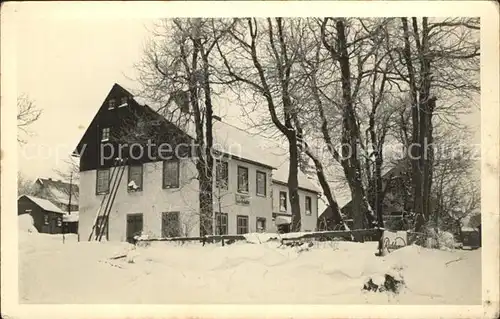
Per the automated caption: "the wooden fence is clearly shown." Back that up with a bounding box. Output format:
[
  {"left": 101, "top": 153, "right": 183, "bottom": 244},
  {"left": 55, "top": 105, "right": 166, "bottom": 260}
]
[{"left": 135, "top": 228, "right": 384, "bottom": 245}]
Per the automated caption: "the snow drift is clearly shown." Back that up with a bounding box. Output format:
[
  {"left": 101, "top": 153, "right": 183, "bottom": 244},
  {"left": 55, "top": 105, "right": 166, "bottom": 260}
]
[
  {"left": 18, "top": 231, "right": 481, "bottom": 304},
  {"left": 18, "top": 214, "right": 38, "bottom": 233}
]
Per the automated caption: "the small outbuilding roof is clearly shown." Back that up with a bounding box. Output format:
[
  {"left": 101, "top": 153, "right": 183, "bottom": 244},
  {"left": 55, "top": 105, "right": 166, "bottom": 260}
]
[
  {"left": 63, "top": 211, "right": 79, "bottom": 222},
  {"left": 19, "top": 195, "right": 64, "bottom": 214}
]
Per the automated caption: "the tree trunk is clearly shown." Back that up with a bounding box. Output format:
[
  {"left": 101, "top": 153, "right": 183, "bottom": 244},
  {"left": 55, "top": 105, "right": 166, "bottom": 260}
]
[
  {"left": 304, "top": 147, "right": 343, "bottom": 226},
  {"left": 335, "top": 18, "right": 375, "bottom": 239},
  {"left": 288, "top": 133, "right": 302, "bottom": 232},
  {"left": 401, "top": 18, "right": 425, "bottom": 233},
  {"left": 374, "top": 154, "right": 384, "bottom": 227}
]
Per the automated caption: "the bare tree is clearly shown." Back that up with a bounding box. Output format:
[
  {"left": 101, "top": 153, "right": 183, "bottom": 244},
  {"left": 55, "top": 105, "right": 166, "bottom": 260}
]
[
  {"left": 135, "top": 18, "right": 233, "bottom": 236},
  {"left": 217, "top": 18, "right": 307, "bottom": 232},
  {"left": 387, "top": 17, "right": 479, "bottom": 232},
  {"left": 431, "top": 129, "right": 480, "bottom": 237},
  {"left": 53, "top": 155, "right": 80, "bottom": 183},
  {"left": 17, "top": 94, "right": 42, "bottom": 144},
  {"left": 316, "top": 17, "right": 396, "bottom": 235},
  {"left": 18, "top": 172, "right": 36, "bottom": 196}
]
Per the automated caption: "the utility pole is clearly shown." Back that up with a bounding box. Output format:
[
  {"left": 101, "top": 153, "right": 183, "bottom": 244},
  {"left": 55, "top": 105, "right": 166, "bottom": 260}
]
[{"left": 63, "top": 172, "right": 73, "bottom": 244}]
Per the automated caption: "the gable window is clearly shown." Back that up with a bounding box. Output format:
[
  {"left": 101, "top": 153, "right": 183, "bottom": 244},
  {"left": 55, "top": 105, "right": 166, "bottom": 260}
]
[
  {"left": 256, "top": 217, "right": 266, "bottom": 233},
  {"left": 96, "top": 168, "right": 110, "bottom": 194},
  {"left": 279, "top": 191, "right": 287, "bottom": 212},
  {"left": 216, "top": 160, "right": 229, "bottom": 190},
  {"left": 237, "top": 166, "right": 249, "bottom": 193},
  {"left": 44, "top": 213, "right": 49, "bottom": 225},
  {"left": 108, "top": 99, "right": 116, "bottom": 109},
  {"left": 128, "top": 164, "right": 143, "bottom": 192},
  {"left": 162, "top": 212, "right": 180, "bottom": 238},
  {"left": 101, "top": 127, "right": 110, "bottom": 142},
  {"left": 215, "top": 212, "right": 228, "bottom": 235},
  {"left": 236, "top": 215, "right": 249, "bottom": 234},
  {"left": 256, "top": 171, "right": 267, "bottom": 197},
  {"left": 305, "top": 196, "right": 312, "bottom": 215},
  {"left": 120, "top": 96, "right": 128, "bottom": 106},
  {"left": 163, "top": 159, "right": 180, "bottom": 189}
]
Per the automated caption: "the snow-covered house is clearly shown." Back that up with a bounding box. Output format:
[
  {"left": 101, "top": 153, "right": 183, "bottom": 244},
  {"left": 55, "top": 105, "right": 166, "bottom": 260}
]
[
  {"left": 32, "top": 177, "right": 79, "bottom": 213},
  {"left": 18, "top": 195, "right": 65, "bottom": 234},
  {"left": 73, "top": 84, "right": 320, "bottom": 242}
]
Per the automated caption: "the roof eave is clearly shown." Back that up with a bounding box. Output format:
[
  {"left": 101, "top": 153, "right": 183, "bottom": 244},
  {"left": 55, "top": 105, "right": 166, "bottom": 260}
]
[{"left": 272, "top": 179, "right": 321, "bottom": 194}]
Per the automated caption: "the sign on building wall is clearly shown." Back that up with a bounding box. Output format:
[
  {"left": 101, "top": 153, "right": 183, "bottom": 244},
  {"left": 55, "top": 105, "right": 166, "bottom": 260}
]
[{"left": 235, "top": 194, "right": 250, "bottom": 205}]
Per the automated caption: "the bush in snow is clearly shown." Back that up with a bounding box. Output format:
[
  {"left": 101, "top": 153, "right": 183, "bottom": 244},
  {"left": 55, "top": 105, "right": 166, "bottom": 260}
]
[
  {"left": 134, "top": 231, "right": 154, "bottom": 248},
  {"left": 423, "top": 227, "right": 456, "bottom": 250},
  {"left": 363, "top": 274, "right": 405, "bottom": 294}
]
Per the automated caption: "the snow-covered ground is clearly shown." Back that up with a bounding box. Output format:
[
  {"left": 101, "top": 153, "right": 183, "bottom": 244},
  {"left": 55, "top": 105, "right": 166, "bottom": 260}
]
[{"left": 18, "top": 228, "right": 481, "bottom": 305}]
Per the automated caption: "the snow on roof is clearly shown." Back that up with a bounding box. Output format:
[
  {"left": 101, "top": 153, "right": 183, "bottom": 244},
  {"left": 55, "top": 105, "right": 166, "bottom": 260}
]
[
  {"left": 20, "top": 195, "right": 64, "bottom": 214},
  {"left": 133, "top": 96, "right": 322, "bottom": 192},
  {"left": 212, "top": 120, "right": 280, "bottom": 169},
  {"left": 461, "top": 226, "right": 478, "bottom": 232},
  {"left": 63, "top": 211, "right": 79, "bottom": 223},
  {"left": 37, "top": 178, "right": 79, "bottom": 206},
  {"left": 133, "top": 96, "right": 164, "bottom": 111}
]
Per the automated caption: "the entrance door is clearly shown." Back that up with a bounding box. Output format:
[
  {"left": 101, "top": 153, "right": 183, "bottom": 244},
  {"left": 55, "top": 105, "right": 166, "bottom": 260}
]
[{"left": 126, "top": 213, "right": 143, "bottom": 243}]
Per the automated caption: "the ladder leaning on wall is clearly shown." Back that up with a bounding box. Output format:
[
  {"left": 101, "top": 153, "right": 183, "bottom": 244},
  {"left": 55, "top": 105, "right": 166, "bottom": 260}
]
[{"left": 88, "top": 157, "right": 128, "bottom": 242}]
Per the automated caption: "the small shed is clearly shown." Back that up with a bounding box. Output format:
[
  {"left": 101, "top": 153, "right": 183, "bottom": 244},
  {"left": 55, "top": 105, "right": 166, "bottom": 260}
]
[
  {"left": 63, "top": 211, "right": 79, "bottom": 234},
  {"left": 18, "top": 195, "right": 65, "bottom": 234},
  {"left": 461, "top": 226, "right": 481, "bottom": 249}
]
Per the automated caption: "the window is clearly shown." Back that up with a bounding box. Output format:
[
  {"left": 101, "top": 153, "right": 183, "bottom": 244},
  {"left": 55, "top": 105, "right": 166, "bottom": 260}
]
[
  {"left": 57, "top": 216, "right": 62, "bottom": 227},
  {"left": 96, "top": 169, "right": 110, "bottom": 194},
  {"left": 108, "top": 99, "right": 116, "bottom": 109},
  {"left": 120, "top": 96, "right": 128, "bottom": 106},
  {"left": 256, "top": 171, "right": 267, "bottom": 196},
  {"left": 162, "top": 212, "right": 180, "bottom": 238},
  {"left": 44, "top": 214, "right": 49, "bottom": 225},
  {"left": 215, "top": 212, "right": 228, "bottom": 235},
  {"left": 305, "top": 196, "right": 312, "bottom": 215},
  {"left": 128, "top": 164, "right": 143, "bottom": 191},
  {"left": 237, "top": 166, "right": 249, "bottom": 193},
  {"left": 216, "top": 160, "right": 229, "bottom": 190},
  {"left": 101, "top": 127, "right": 110, "bottom": 142},
  {"left": 163, "top": 159, "right": 180, "bottom": 188},
  {"left": 256, "top": 217, "right": 266, "bottom": 233},
  {"left": 279, "top": 191, "right": 287, "bottom": 212},
  {"left": 237, "top": 215, "right": 249, "bottom": 234},
  {"left": 96, "top": 216, "right": 109, "bottom": 240}
]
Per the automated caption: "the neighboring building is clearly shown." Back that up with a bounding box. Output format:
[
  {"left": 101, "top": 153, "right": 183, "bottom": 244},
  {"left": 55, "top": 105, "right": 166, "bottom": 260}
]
[
  {"left": 73, "top": 84, "right": 320, "bottom": 242},
  {"left": 318, "top": 159, "right": 412, "bottom": 231},
  {"left": 272, "top": 179, "right": 319, "bottom": 233},
  {"left": 18, "top": 195, "right": 65, "bottom": 234},
  {"left": 32, "top": 177, "right": 79, "bottom": 213}
]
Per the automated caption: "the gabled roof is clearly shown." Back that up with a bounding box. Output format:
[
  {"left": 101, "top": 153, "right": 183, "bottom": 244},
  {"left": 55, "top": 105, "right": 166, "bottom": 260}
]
[
  {"left": 72, "top": 83, "right": 322, "bottom": 192},
  {"left": 36, "top": 178, "right": 79, "bottom": 206},
  {"left": 124, "top": 84, "right": 320, "bottom": 192},
  {"left": 19, "top": 195, "right": 65, "bottom": 214}
]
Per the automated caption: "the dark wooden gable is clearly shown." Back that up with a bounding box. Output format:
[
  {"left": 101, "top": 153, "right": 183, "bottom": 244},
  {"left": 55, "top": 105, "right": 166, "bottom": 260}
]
[{"left": 73, "top": 84, "right": 193, "bottom": 172}]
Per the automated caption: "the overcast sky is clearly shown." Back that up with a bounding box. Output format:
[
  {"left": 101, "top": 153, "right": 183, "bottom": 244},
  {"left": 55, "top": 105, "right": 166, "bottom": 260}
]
[
  {"left": 16, "top": 18, "right": 154, "bottom": 179},
  {"left": 15, "top": 14, "right": 480, "bottom": 181}
]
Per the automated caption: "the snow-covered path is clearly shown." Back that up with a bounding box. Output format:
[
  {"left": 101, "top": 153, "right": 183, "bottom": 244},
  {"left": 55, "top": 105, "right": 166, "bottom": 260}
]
[{"left": 18, "top": 232, "right": 481, "bottom": 304}]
